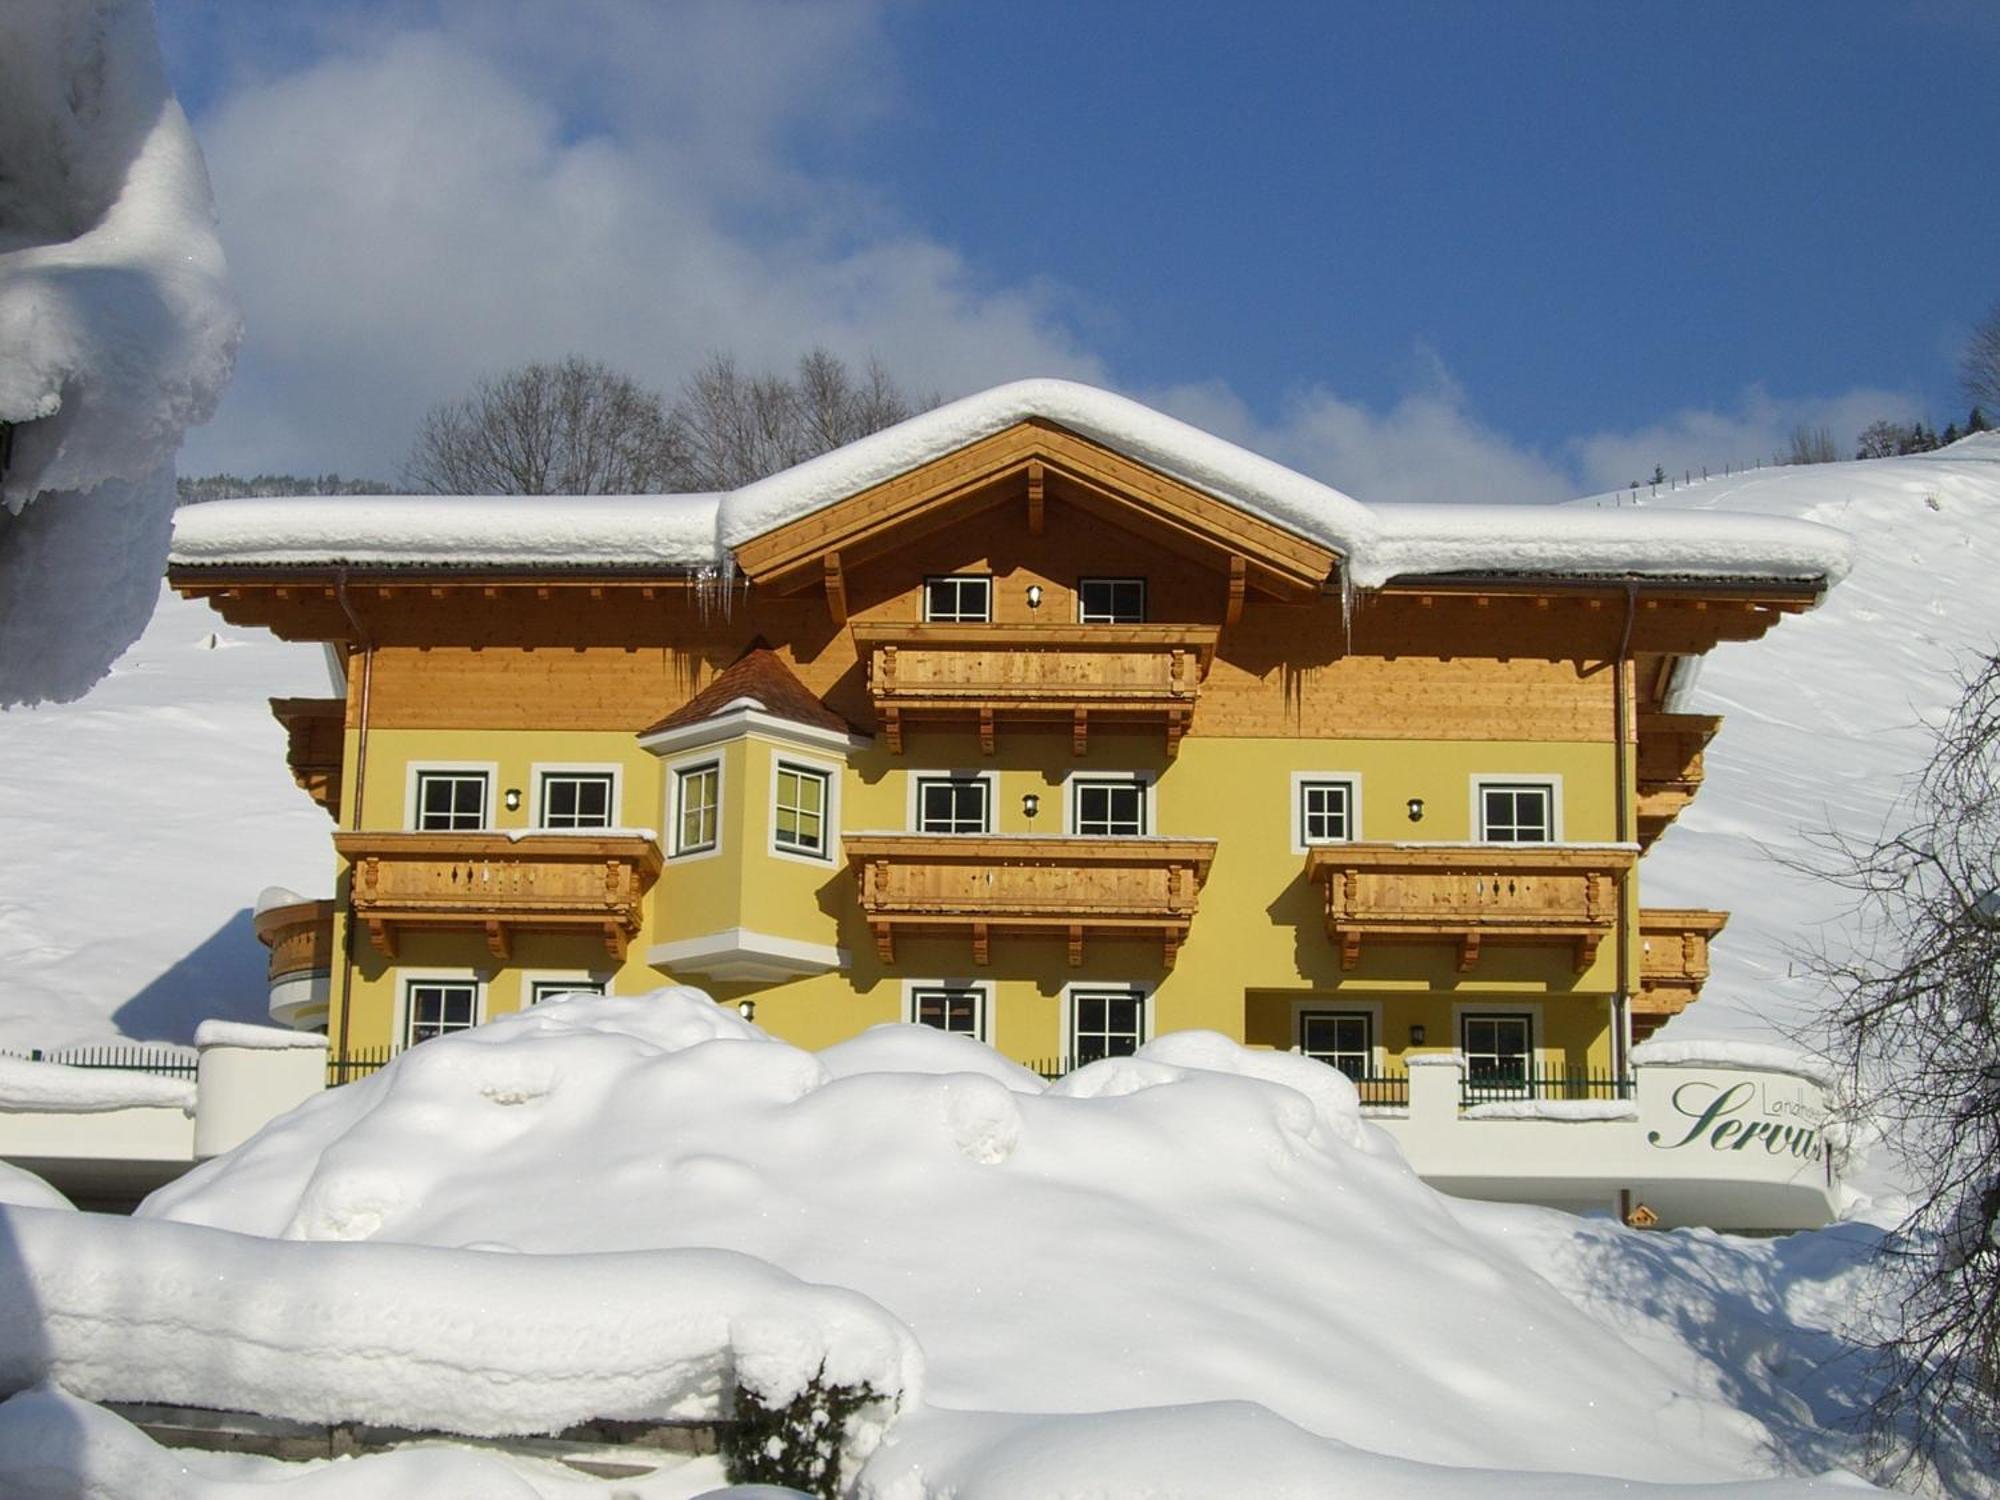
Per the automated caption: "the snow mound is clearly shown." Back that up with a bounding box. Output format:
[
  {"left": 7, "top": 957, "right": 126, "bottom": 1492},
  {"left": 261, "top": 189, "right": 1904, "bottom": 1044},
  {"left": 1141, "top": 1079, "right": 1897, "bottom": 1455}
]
[
  {"left": 0, "top": 1162, "right": 72, "bottom": 1212},
  {"left": 0, "top": 1205, "right": 919, "bottom": 1452},
  {"left": 0, "top": 1055, "right": 193, "bottom": 1114},
  {"left": 0, "top": 0, "right": 239, "bottom": 703},
  {"left": 145, "top": 990, "right": 1801, "bottom": 1483},
  {"left": 1632, "top": 1039, "right": 1836, "bottom": 1089}
]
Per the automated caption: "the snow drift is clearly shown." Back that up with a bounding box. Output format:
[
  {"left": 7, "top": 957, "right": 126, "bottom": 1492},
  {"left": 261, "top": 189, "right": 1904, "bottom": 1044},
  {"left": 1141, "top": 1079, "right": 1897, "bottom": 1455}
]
[
  {"left": 0, "top": 0, "right": 238, "bottom": 704},
  {"left": 143, "top": 989, "right": 1809, "bottom": 1486}
]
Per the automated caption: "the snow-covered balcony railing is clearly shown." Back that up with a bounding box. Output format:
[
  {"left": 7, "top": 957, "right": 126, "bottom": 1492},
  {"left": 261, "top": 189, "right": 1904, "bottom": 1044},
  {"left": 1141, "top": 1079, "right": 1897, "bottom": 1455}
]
[
  {"left": 845, "top": 833, "right": 1217, "bottom": 968},
  {"left": 849, "top": 622, "right": 1219, "bottom": 755},
  {"left": 268, "top": 696, "right": 345, "bottom": 818},
  {"left": 252, "top": 896, "right": 335, "bottom": 1028},
  {"left": 333, "top": 831, "right": 664, "bottom": 961},
  {"left": 1634, "top": 907, "right": 1729, "bottom": 1041},
  {"left": 1303, "top": 843, "right": 1637, "bottom": 972},
  {"left": 1634, "top": 712, "right": 1720, "bottom": 851}
]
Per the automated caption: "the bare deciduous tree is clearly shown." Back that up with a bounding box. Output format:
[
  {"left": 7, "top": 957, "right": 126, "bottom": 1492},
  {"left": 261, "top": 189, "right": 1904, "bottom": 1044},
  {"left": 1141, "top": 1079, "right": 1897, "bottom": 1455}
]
[
  {"left": 1805, "top": 652, "right": 2000, "bottom": 1485},
  {"left": 672, "top": 350, "right": 930, "bottom": 491},
  {"left": 403, "top": 357, "right": 688, "bottom": 495},
  {"left": 405, "top": 349, "right": 930, "bottom": 495},
  {"left": 1855, "top": 420, "right": 1909, "bottom": 461},
  {"left": 1963, "top": 302, "right": 2000, "bottom": 416},
  {"left": 1784, "top": 424, "right": 1840, "bottom": 465}
]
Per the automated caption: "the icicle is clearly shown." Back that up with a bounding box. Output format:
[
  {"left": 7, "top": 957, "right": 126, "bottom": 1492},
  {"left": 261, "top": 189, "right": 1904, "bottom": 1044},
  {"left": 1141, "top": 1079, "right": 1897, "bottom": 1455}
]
[
  {"left": 1338, "top": 564, "right": 1354, "bottom": 650},
  {"left": 691, "top": 553, "right": 739, "bottom": 622}
]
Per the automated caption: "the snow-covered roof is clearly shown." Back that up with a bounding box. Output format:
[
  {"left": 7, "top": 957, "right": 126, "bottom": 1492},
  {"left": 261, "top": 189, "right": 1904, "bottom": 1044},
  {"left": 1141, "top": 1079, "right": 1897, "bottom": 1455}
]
[{"left": 170, "top": 379, "right": 1853, "bottom": 591}]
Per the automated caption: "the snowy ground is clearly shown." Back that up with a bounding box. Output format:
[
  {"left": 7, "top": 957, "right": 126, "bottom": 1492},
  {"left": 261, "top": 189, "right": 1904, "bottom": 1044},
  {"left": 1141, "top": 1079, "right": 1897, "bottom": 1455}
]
[{"left": 6, "top": 992, "right": 1974, "bottom": 1496}]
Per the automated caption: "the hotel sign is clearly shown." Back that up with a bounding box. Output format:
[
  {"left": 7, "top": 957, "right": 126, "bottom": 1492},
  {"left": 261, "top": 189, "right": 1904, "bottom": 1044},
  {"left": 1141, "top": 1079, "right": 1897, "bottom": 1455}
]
[{"left": 1646, "top": 1076, "right": 1827, "bottom": 1163}]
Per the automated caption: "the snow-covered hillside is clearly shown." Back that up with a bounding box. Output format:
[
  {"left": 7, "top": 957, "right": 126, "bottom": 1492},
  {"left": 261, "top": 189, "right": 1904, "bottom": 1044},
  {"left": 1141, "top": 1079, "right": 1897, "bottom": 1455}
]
[
  {"left": 0, "top": 583, "right": 331, "bottom": 1050},
  {"left": 1616, "top": 433, "right": 2000, "bottom": 1044}
]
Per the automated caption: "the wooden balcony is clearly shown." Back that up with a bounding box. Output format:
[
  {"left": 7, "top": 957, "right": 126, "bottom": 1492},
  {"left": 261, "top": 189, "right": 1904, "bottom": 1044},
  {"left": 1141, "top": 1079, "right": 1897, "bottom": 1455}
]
[
  {"left": 1304, "top": 843, "right": 1637, "bottom": 972},
  {"left": 270, "top": 697, "right": 345, "bottom": 818},
  {"left": 333, "top": 832, "right": 663, "bottom": 960},
  {"left": 849, "top": 622, "right": 1220, "bottom": 755},
  {"left": 252, "top": 898, "right": 336, "bottom": 985},
  {"left": 1635, "top": 713, "right": 1721, "bottom": 851},
  {"left": 1635, "top": 907, "right": 1730, "bottom": 1039},
  {"left": 845, "top": 833, "right": 1217, "bottom": 968}
]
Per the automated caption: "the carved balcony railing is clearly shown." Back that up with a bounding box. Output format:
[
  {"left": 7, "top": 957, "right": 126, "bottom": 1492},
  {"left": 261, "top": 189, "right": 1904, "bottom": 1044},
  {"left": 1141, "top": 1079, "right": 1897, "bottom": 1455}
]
[
  {"left": 1635, "top": 713, "right": 1721, "bottom": 851},
  {"left": 1304, "top": 843, "right": 1637, "bottom": 972},
  {"left": 252, "top": 896, "right": 336, "bottom": 1029},
  {"left": 270, "top": 697, "right": 346, "bottom": 818},
  {"left": 333, "top": 832, "right": 664, "bottom": 961},
  {"left": 1634, "top": 907, "right": 1730, "bottom": 1040},
  {"left": 845, "top": 833, "right": 1217, "bottom": 968},
  {"left": 849, "top": 622, "right": 1220, "bottom": 756}
]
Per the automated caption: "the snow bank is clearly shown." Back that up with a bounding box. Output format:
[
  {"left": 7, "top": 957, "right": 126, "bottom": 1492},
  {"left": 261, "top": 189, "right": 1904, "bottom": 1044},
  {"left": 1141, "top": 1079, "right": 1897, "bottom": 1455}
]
[
  {"left": 193, "top": 1021, "right": 328, "bottom": 1052},
  {"left": 0, "top": 1056, "right": 193, "bottom": 1114},
  {"left": 0, "top": 1162, "right": 72, "bottom": 1212},
  {"left": 0, "top": 1204, "right": 919, "bottom": 1452},
  {"left": 0, "top": 0, "right": 239, "bottom": 703},
  {"left": 143, "top": 990, "right": 1804, "bottom": 1484},
  {"left": 1633, "top": 1039, "right": 1837, "bottom": 1089},
  {"left": 168, "top": 380, "right": 1851, "bottom": 593}
]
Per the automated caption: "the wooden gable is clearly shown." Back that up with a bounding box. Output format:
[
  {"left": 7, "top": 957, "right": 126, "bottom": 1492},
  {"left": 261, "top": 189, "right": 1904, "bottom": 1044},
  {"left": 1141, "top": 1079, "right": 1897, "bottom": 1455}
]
[{"left": 728, "top": 419, "right": 1339, "bottom": 615}]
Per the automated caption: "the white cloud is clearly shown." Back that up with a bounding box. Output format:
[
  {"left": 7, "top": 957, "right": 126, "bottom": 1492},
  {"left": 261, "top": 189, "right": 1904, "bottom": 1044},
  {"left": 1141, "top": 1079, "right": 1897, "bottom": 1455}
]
[{"left": 179, "top": 6, "right": 1103, "bottom": 479}]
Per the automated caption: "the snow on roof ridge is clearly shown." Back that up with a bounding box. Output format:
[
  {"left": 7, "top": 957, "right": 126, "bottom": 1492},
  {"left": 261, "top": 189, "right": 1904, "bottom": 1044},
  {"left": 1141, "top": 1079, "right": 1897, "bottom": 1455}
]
[{"left": 170, "top": 379, "right": 1852, "bottom": 591}]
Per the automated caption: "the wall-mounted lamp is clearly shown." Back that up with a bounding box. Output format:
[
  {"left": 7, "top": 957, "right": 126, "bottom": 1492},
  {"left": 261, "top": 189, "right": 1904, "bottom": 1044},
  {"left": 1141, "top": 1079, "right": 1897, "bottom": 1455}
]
[
  {"left": 1026, "top": 584, "right": 1044, "bottom": 609},
  {"left": 1022, "top": 792, "right": 1041, "bottom": 821},
  {"left": 738, "top": 999, "right": 757, "bottom": 1023},
  {"left": 504, "top": 787, "right": 523, "bottom": 813},
  {"left": 1406, "top": 797, "right": 1425, "bottom": 823},
  {"left": 1409, "top": 1024, "right": 1427, "bottom": 1046}
]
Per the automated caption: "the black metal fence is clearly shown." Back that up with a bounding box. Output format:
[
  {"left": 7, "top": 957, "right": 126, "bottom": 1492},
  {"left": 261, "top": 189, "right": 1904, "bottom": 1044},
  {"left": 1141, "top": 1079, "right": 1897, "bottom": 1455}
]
[
  {"left": 1460, "top": 1067, "right": 1632, "bottom": 1106},
  {"left": 326, "top": 1048, "right": 395, "bottom": 1087},
  {"left": 0, "top": 1044, "right": 197, "bottom": 1079}
]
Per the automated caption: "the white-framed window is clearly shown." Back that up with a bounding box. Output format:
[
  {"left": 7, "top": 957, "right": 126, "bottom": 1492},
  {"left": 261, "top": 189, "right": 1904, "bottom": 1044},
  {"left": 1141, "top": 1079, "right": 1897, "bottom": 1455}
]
[
  {"left": 408, "top": 765, "right": 494, "bottom": 831},
  {"left": 1474, "top": 778, "right": 1560, "bottom": 844},
  {"left": 904, "top": 980, "right": 990, "bottom": 1042},
  {"left": 1300, "top": 1010, "right": 1373, "bottom": 1082},
  {"left": 533, "top": 766, "right": 620, "bottom": 830},
  {"left": 1292, "top": 773, "right": 1360, "bottom": 851},
  {"left": 1067, "top": 773, "right": 1150, "bottom": 837},
  {"left": 400, "top": 975, "right": 482, "bottom": 1047},
  {"left": 1461, "top": 1012, "right": 1535, "bottom": 1087},
  {"left": 525, "top": 976, "right": 606, "bottom": 1006},
  {"left": 923, "top": 574, "right": 992, "bottom": 623},
  {"left": 1068, "top": 985, "right": 1148, "bottom": 1064},
  {"left": 671, "top": 759, "right": 722, "bottom": 857},
  {"left": 1077, "top": 577, "right": 1146, "bottom": 624},
  {"left": 912, "top": 772, "right": 993, "bottom": 835},
  {"left": 771, "top": 757, "right": 836, "bottom": 861}
]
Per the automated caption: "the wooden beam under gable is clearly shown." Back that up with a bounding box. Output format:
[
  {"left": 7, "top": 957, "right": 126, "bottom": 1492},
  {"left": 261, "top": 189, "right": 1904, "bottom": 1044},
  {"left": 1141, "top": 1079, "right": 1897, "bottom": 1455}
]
[{"left": 731, "top": 420, "right": 1337, "bottom": 597}]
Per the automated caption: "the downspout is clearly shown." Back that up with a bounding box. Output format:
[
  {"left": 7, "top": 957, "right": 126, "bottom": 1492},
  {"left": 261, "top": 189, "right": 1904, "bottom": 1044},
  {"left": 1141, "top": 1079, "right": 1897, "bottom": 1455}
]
[
  {"left": 334, "top": 571, "right": 374, "bottom": 1066},
  {"left": 1612, "top": 578, "right": 1638, "bottom": 1081}
]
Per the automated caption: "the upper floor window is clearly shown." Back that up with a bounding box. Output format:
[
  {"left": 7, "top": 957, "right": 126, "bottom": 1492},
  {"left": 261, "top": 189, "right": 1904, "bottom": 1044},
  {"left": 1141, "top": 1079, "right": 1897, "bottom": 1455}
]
[
  {"left": 1072, "top": 986, "right": 1146, "bottom": 1064},
  {"left": 924, "top": 574, "right": 992, "bottom": 623},
  {"left": 405, "top": 978, "right": 478, "bottom": 1046},
  {"left": 538, "top": 770, "right": 615, "bottom": 829},
  {"left": 1297, "top": 778, "right": 1356, "bottom": 846},
  {"left": 1077, "top": 577, "right": 1146, "bottom": 624},
  {"left": 414, "top": 770, "right": 489, "bottom": 831},
  {"left": 915, "top": 774, "right": 991, "bottom": 834},
  {"left": 673, "top": 761, "right": 721, "bottom": 855},
  {"left": 1477, "top": 780, "right": 1557, "bottom": 843},
  {"left": 773, "top": 761, "right": 833, "bottom": 859},
  {"left": 1071, "top": 776, "right": 1147, "bottom": 837}
]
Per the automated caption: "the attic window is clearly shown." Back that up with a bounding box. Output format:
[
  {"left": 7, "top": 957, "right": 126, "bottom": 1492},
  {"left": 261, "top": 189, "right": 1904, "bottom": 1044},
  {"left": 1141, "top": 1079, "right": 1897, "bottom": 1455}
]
[
  {"left": 1078, "top": 577, "right": 1146, "bottom": 624},
  {"left": 924, "top": 575, "right": 991, "bottom": 623}
]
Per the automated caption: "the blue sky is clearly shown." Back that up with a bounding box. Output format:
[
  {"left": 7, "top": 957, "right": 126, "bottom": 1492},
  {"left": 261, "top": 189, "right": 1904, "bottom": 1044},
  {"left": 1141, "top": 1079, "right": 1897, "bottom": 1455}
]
[{"left": 158, "top": 1, "right": 2000, "bottom": 500}]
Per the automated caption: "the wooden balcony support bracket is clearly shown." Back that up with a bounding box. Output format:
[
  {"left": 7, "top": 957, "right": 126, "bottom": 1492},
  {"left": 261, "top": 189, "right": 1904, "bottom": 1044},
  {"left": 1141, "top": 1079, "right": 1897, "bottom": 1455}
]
[
  {"left": 1072, "top": 707, "right": 1089, "bottom": 757},
  {"left": 1068, "top": 925, "right": 1084, "bottom": 968},
  {"left": 972, "top": 922, "right": 991, "bottom": 967},
  {"left": 823, "top": 551, "right": 849, "bottom": 625},
  {"left": 483, "top": 921, "right": 511, "bottom": 961},
  {"left": 1458, "top": 932, "right": 1480, "bottom": 972},
  {"left": 1027, "top": 460, "right": 1046, "bottom": 536},
  {"left": 1226, "top": 555, "right": 1247, "bottom": 626},
  {"left": 979, "top": 706, "right": 996, "bottom": 755},
  {"left": 883, "top": 705, "right": 904, "bottom": 755},
  {"left": 365, "top": 917, "right": 397, "bottom": 960},
  {"left": 872, "top": 922, "right": 896, "bottom": 965}
]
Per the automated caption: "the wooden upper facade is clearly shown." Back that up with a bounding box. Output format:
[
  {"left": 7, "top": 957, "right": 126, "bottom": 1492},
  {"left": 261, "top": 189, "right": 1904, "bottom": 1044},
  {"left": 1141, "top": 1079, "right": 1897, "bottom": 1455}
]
[{"left": 173, "top": 403, "right": 1833, "bottom": 1066}]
